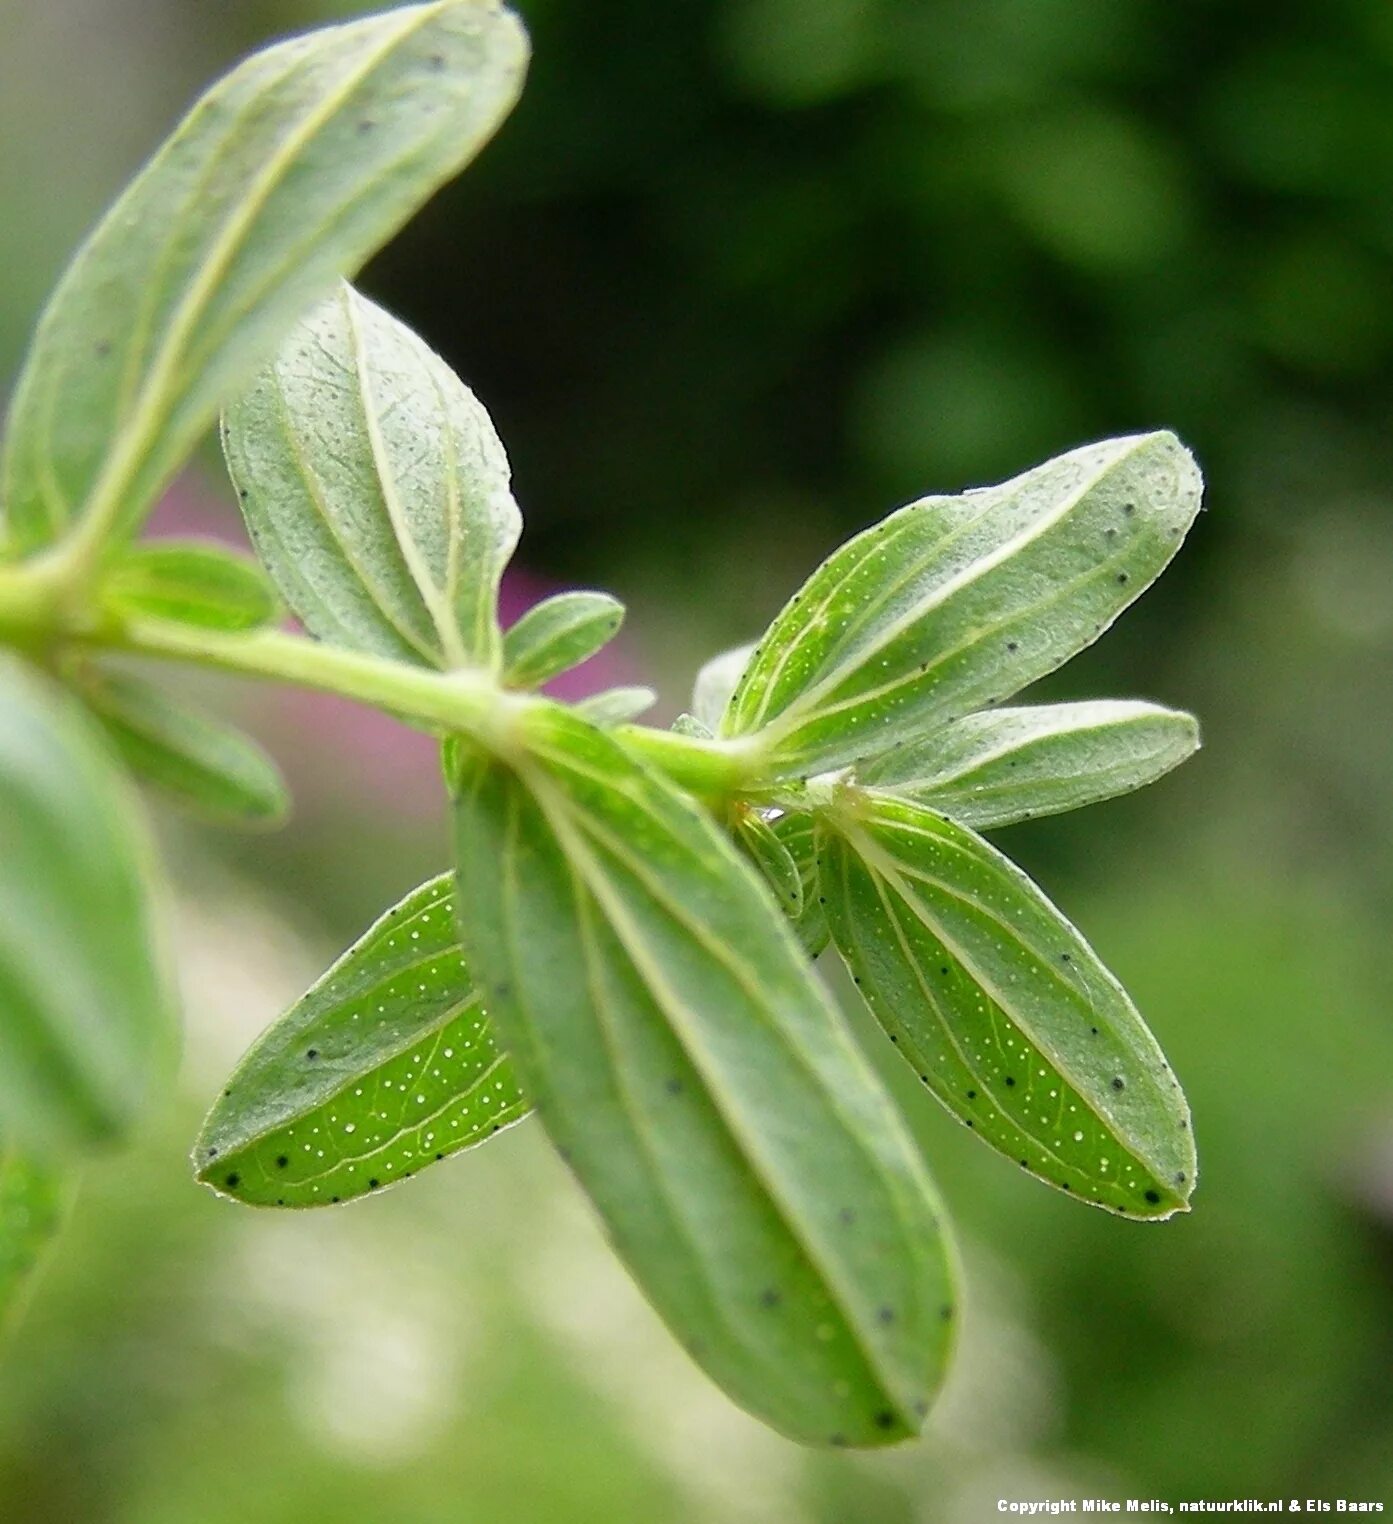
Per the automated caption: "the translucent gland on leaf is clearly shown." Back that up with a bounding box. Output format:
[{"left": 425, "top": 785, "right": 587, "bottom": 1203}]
[
  {"left": 1, "top": 1, "right": 528, "bottom": 558},
  {"left": 817, "top": 790, "right": 1195, "bottom": 1218},
  {"left": 449, "top": 707, "right": 956, "bottom": 1447},
  {"left": 722, "top": 432, "right": 1203, "bottom": 776},
  {"left": 862, "top": 700, "right": 1199, "bottom": 830},
  {"left": 225, "top": 283, "right": 521, "bottom": 669},
  {"left": 0, "top": 1144, "right": 65, "bottom": 1332},
  {"left": 195, "top": 874, "right": 527, "bottom": 1207},
  {"left": 75, "top": 667, "right": 290, "bottom": 828},
  {"left": 0, "top": 657, "right": 175, "bottom": 1153},
  {"left": 503, "top": 591, "right": 625, "bottom": 690},
  {"left": 99, "top": 539, "right": 280, "bottom": 632}
]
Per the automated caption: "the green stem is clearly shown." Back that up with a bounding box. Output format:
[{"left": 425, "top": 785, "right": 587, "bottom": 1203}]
[{"left": 81, "top": 616, "right": 753, "bottom": 796}]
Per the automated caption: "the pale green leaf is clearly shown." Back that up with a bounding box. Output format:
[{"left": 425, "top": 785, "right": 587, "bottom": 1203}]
[
  {"left": 863, "top": 701, "right": 1200, "bottom": 829},
  {"left": 450, "top": 705, "right": 956, "bottom": 1447},
  {"left": 768, "top": 810, "right": 829, "bottom": 958},
  {"left": 0, "top": 656, "right": 175, "bottom": 1152},
  {"left": 693, "top": 641, "right": 756, "bottom": 733},
  {"left": 0, "top": 0, "right": 528, "bottom": 558},
  {"left": 573, "top": 685, "right": 657, "bottom": 727},
  {"left": 723, "top": 433, "right": 1203, "bottom": 775},
  {"left": 75, "top": 667, "right": 289, "bottom": 827},
  {"left": 99, "top": 539, "right": 280, "bottom": 632},
  {"left": 195, "top": 873, "right": 527, "bottom": 1207},
  {"left": 818, "top": 789, "right": 1195, "bottom": 1218},
  {"left": 0, "top": 1144, "right": 65, "bottom": 1332},
  {"left": 733, "top": 806, "right": 804, "bottom": 919},
  {"left": 503, "top": 590, "right": 625, "bottom": 689},
  {"left": 226, "top": 283, "right": 520, "bottom": 668}
]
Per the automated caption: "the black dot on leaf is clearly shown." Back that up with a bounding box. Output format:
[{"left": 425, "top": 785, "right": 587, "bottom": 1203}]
[
  {"left": 358, "top": 119, "right": 375, "bottom": 134},
  {"left": 1175, "top": 1172, "right": 1187, "bottom": 1184},
  {"left": 838, "top": 1207, "right": 855, "bottom": 1226},
  {"left": 873, "top": 1410, "right": 896, "bottom": 1430},
  {"left": 225, "top": 1174, "right": 240, "bottom": 1190},
  {"left": 966, "top": 1089, "right": 977, "bottom": 1100},
  {"left": 1112, "top": 1076, "right": 1126, "bottom": 1091},
  {"left": 1006, "top": 641, "right": 1018, "bottom": 653},
  {"left": 1005, "top": 1076, "right": 1016, "bottom": 1087},
  {"left": 206, "top": 1147, "right": 218, "bottom": 1159},
  {"left": 664, "top": 1077, "right": 683, "bottom": 1095},
  {"left": 1116, "top": 572, "right": 1130, "bottom": 585},
  {"left": 435, "top": 1153, "right": 444, "bottom": 1161},
  {"left": 276, "top": 1156, "right": 288, "bottom": 1169},
  {"left": 1145, "top": 1189, "right": 1161, "bottom": 1204},
  {"left": 760, "top": 1288, "right": 781, "bottom": 1308},
  {"left": 939, "top": 1304, "right": 953, "bottom": 1321},
  {"left": 877, "top": 1306, "right": 895, "bottom": 1324},
  {"left": 306, "top": 1049, "right": 319, "bottom": 1061},
  {"left": 369, "top": 1178, "right": 380, "bottom": 1189}
]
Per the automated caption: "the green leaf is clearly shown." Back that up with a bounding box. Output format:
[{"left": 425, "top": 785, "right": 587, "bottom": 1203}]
[
  {"left": 0, "top": 1144, "right": 65, "bottom": 1332},
  {"left": 225, "top": 282, "right": 520, "bottom": 669},
  {"left": 195, "top": 873, "right": 527, "bottom": 1208},
  {"left": 0, "top": 656, "right": 175, "bottom": 1152},
  {"left": 449, "top": 705, "right": 957, "bottom": 1447},
  {"left": 862, "top": 701, "right": 1200, "bottom": 830},
  {"left": 692, "top": 641, "right": 756, "bottom": 732},
  {"left": 503, "top": 591, "right": 625, "bottom": 690},
  {"left": 75, "top": 667, "right": 289, "bottom": 827},
  {"left": 817, "top": 789, "right": 1195, "bottom": 1218},
  {"left": 723, "top": 433, "right": 1203, "bottom": 776},
  {"left": 573, "top": 685, "right": 657, "bottom": 728},
  {"left": 768, "top": 810, "right": 829, "bottom": 958},
  {"left": 99, "top": 539, "right": 280, "bottom": 632},
  {"left": 732, "top": 806, "right": 804, "bottom": 919},
  {"left": 0, "top": 0, "right": 528, "bottom": 559}
]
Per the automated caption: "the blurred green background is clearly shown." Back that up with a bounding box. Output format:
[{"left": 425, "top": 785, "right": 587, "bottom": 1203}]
[{"left": 3, "top": 0, "right": 1392, "bottom": 1518}]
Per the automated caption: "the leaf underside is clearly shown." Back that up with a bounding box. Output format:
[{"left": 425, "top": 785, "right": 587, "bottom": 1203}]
[
  {"left": 819, "top": 792, "right": 1195, "bottom": 1218},
  {"left": 861, "top": 700, "right": 1199, "bottom": 830},
  {"left": 450, "top": 705, "right": 956, "bottom": 1448},
  {"left": 226, "top": 282, "right": 521, "bottom": 669},
  {"left": 1, "top": 0, "right": 528, "bottom": 557},
  {"left": 75, "top": 667, "right": 290, "bottom": 827},
  {"left": 0, "top": 657, "right": 174, "bottom": 1153},
  {"left": 502, "top": 590, "right": 625, "bottom": 690},
  {"left": 99, "top": 539, "right": 281, "bottom": 633},
  {"left": 723, "top": 432, "right": 1203, "bottom": 775},
  {"left": 196, "top": 873, "right": 527, "bottom": 1207}
]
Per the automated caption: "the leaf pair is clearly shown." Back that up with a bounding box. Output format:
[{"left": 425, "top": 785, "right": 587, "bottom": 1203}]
[{"left": 690, "top": 433, "right": 1202, "bottom": 1218}]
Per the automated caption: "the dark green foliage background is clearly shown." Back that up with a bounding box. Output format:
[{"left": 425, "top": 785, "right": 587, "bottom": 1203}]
[{"left": 2, "top": 0, "right": 1391, "bottom": 1518}]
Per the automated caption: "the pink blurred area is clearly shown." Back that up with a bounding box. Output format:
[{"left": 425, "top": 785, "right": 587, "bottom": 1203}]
[{"left": 146, "top": 477, "right": 640, "bottom": 819}]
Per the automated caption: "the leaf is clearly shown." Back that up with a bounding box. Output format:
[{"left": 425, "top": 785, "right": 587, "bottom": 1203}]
[
  {"left": 449, "top": 705, "right": 957, "bottom": 1447},
  {"left": 75, "top": 668, "right": 289, "bottom": 827},
  {"left": 0, "top": 656, "right": 175, "bottom": 1152},
  {"left": 723, "top": 433, "right": 1203, "bottom": 776},
  {"left": 862, "top": 701, "right": 1200, "bottom": 830},
  {"left": 817, "top": 789, "right": 1195, "bottom": 1218},
  {"left": 692, "top": 641, "right": 756, "bottom": 733},
  {"left": 0, "top": 0, "right": 528, "bottom": 559},
  {"left": 768, "top": 810, "right": 829, "bottom": 958},
  {"left": 99, "top": 539, "right": 280, "bottom": 632},
  {"left": 225, "top": 282, "right": 520, "bottom": 668},
  {"left": 0, "top": 1144, "right": 65, "bottom": 1332},
  {"left": 195, "top": 873, "right": 527, "bottom": 1207},
  {"left": 573, "top": 686, "right": 657, "bottom": 727},
  {"left": 733, "top": 806, "right": 804, "bottom": 919},
  {"left": 503, "top": 591, "right": 625, "bottom": 690}
]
